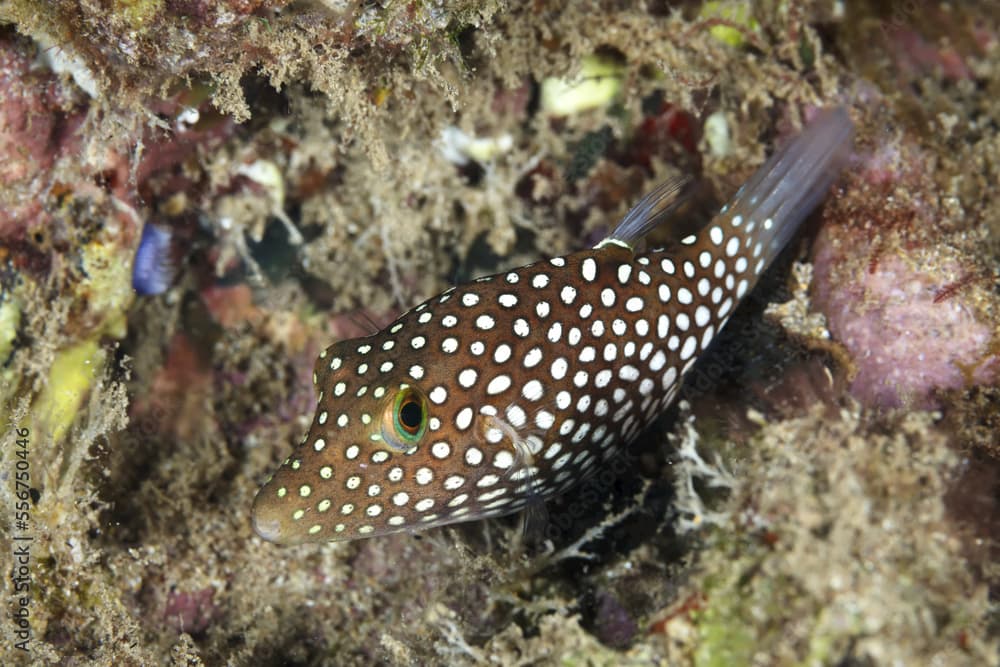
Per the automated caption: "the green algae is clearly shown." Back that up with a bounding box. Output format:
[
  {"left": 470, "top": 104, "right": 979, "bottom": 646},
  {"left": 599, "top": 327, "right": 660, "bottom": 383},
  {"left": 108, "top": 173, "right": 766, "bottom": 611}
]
[{"left": 690, "top": 578, "right": 756, "bottom": 666}]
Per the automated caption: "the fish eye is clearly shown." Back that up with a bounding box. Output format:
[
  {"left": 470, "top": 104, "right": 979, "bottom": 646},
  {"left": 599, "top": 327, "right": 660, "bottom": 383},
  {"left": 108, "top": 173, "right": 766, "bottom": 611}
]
[
  {"left": 381, "top": 386, "right": 427, "bottom": 451},
  {"left": 398, "top": 399, "right": 423, "bottom": 433}
]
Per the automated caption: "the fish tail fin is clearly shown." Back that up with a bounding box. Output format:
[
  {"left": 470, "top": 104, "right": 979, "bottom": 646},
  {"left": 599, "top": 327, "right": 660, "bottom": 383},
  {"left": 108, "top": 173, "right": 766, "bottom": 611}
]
[{"left": 717, "top": 107, "right": 854, "bottom": 269}]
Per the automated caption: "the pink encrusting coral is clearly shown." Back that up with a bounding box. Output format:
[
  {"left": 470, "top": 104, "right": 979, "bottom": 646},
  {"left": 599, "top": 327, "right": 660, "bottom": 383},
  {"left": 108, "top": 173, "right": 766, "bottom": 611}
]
[
  {"left": 814, "top": 246, "right": 998, "bottom": 409},
  {"left": 812, "top": 132, "right": 1000, "bottom": 410}
]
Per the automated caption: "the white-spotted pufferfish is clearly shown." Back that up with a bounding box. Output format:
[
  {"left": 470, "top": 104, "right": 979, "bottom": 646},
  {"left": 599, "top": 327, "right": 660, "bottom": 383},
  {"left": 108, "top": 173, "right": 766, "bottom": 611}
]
[{"left": 253, "top": 108, "right": 854, "bottom": 544}]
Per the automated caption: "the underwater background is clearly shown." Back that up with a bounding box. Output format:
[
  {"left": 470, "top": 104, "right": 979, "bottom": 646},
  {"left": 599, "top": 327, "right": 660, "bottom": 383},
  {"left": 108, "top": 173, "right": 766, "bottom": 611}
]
[{"left": 0, "top": 1, "right": 998, "bottom": 664}]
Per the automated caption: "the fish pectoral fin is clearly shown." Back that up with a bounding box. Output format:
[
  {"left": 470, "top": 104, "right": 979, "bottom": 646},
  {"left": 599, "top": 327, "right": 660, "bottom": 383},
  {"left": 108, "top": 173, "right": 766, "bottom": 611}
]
[
  {"left": 516, "top": 494, "right": 551, "bottom": 549},
  {"left": 478, "top": 410, "right": 546, "bottom": 489},
  {"left": 481, "top": 413, "right": 553, "bottom": 547}
]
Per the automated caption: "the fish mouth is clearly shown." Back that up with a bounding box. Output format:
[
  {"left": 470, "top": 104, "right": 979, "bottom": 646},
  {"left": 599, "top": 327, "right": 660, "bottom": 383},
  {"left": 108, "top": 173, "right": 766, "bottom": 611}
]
[
  {"left": 251, "top": 514, "right": 283, "bottom": 543},
  {"left": 251, "top": 484, "right": 294, "bottom": 544}
]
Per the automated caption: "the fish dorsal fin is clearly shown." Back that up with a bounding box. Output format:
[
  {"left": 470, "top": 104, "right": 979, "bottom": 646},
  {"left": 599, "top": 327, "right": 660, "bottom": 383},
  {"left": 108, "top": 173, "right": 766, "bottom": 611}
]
[{"left": 595, "top": 174, "right": 691, "bottom": 251}]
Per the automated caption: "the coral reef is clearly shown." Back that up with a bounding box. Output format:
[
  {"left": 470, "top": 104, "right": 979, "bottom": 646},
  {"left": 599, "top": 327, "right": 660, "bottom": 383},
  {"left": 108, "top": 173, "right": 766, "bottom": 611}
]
[
  {"left": 662, "top": 404, "right": 995, "bottom": 664},
  {"left": 0, "top": 0, "right": 997, "bottom": 665}
]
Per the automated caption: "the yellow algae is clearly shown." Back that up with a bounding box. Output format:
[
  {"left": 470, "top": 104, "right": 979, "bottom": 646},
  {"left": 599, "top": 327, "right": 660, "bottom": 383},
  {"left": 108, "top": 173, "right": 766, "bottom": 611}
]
[
  {"left": 28, "top": 339, "right": 105, "bottom": 446},
  {"left": 0, "top": 296, "right": 22, "bottom": 403},
  {"left": 541, "top": 54, "right": 624, "bottom": 116}
]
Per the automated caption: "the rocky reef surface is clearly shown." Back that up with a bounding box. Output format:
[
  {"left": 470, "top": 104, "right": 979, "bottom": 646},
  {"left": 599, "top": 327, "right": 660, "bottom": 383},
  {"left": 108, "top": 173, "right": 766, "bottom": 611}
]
[{"left": 0, "top": 1, "right": 997, "bottom": 664}]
